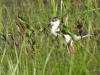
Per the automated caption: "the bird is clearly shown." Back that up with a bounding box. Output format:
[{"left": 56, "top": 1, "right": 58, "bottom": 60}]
[
  {"left": 48, "top": 17, "right": 60, "bottom": 37},
  {"left": 48, "top": 17, "right": 94, "bottom": 53},
  {"left": 61, "top": 30, "right": 94, "bottom": 52}
]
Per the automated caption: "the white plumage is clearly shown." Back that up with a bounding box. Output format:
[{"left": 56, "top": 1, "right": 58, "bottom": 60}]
[{"left": 49, "top": 17, "right": 60, "bottom": 37}]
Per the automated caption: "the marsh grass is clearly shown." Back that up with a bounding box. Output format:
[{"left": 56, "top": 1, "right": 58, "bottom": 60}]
[{"left": 0, "top": 0, "right": 100, "bottom": 75}]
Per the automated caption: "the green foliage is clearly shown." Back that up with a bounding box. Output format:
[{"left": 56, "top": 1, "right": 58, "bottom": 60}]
[
  {"left": 0, "top": 0, "right": 100, "bottom": 75},
  {"left": 0, "top": 7, "right": 3, "bottom": 34}
]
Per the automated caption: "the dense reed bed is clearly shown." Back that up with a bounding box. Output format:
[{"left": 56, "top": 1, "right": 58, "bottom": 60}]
[{"left": 0, "top": 0, "right": 100, "bottom": 75}]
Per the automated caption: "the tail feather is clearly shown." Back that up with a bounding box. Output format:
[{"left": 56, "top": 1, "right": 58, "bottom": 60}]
[
  {"left": 82, "top": 34, "right": 93, "bottom": 38},
  {"left": 74, "top": 34, "right": 94, "bottom": 40}
]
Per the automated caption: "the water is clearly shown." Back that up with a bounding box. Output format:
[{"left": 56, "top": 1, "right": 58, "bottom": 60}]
[{"left": 1, "top": 1, "right": 21, "bottom": 7}]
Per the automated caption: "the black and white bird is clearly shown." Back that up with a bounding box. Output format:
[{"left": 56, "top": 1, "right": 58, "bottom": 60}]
[
  {"left": 48, "top": 17, "right": 60, "bottom": 37},
  {"left": 48, "top": 17, "right": 93, "bottom": 52},
  {"left": 61, "top": 29, "right": 94, "bottom": 52}
]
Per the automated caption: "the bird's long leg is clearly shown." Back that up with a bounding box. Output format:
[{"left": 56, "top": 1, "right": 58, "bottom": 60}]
[
  {"left": 68, "top": 41, "right": 76, "bottom": 54},
  {"left": 80, "top": 34, "right": 83, "bottom": 50},
  {"left": 80, "top": 30, "right": 83, "bottom": 51},
  {"left": 68, "top": 45, "right": 75, "bottom": 53},
  {"left": 68, "top": 45, "right": 73, "bottom": 53}
]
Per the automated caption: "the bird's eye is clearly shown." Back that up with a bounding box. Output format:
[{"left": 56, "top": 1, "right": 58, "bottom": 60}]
[
  {"left": 55, "top": 19, "right": 58, "bottom": 21},
  {"left": 52, "top": 19, "right": 58, "bottom": 22},
  {"left": 52, "top": 19, "right": 55, "bottom": 22}
]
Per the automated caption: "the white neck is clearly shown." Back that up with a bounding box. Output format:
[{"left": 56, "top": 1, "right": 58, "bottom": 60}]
[{"left": 51, "top": 21, "right": 60, "bottom": 37}]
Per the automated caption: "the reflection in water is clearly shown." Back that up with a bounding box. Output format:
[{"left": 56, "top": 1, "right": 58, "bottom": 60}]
[{"left": 1, "top": 1, "right": 21, "bottom": 7}]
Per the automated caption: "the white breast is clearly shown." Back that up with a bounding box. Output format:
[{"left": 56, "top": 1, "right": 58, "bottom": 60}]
[
  {"left": 51, "top": 29, "right": 58, "bottom": 37},
  {"left": 64, "top": 35, "right": 71, "bottom": 43},
  {"left": 51, "top": 23, "right": 60, "bottom": 37}
]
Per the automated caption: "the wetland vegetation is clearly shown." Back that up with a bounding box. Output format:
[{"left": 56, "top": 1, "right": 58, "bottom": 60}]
[{"left": 0, "top": 0, "right": 100, "bottom": 75}]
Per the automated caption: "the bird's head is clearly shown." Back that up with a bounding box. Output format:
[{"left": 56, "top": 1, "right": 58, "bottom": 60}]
[{"left": 48, "top": 17, "right": 60, "bottom": 27}]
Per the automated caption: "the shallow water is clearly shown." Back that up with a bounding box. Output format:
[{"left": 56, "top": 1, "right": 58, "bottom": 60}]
[{"left": 1, "top": 1, "right": 21, "bottom": 7}]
